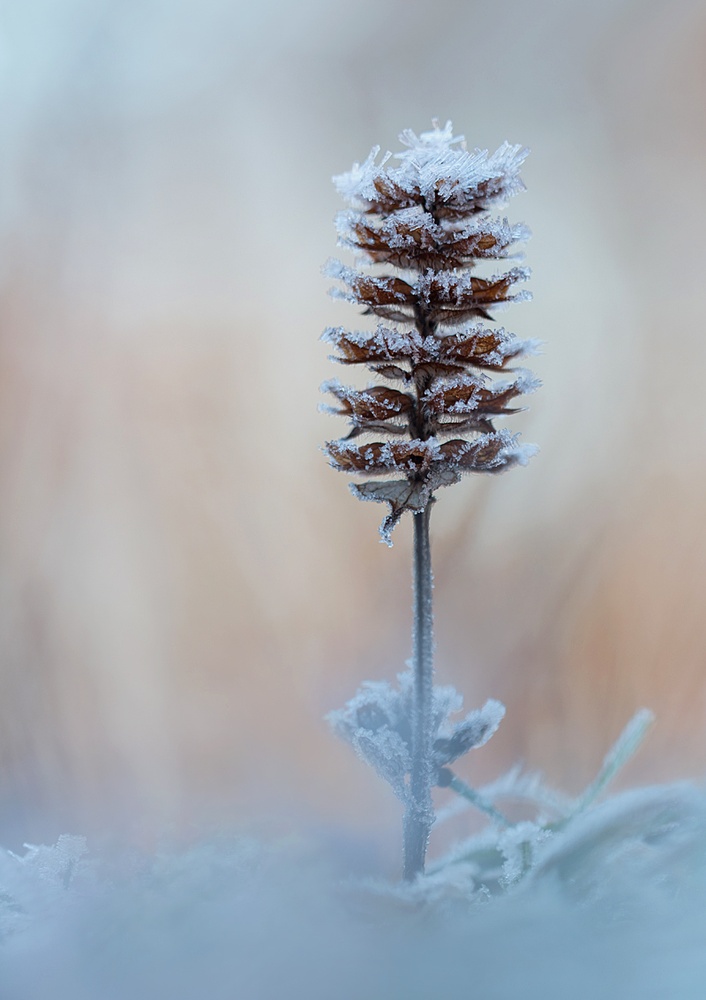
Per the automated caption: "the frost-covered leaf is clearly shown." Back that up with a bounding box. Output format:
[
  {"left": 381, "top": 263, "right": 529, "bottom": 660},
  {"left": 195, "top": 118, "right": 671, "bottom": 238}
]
[
  {"left": 423, "top": 369, "right": 540, "bottom": 417},
  {"left": 321, "top": 379, "right": 412, "bottom": 436},
  {"left": 526, "top": 783, "right": 706, "bottom": 900},
  {"left": 336, "top": 207, "right": 530, "bottom": 270},
  {"left": 328, "top": 673, "right": 504, "bottom": 790},
  {"left": 434, "top": 699, "right": 506, "bottom": 766},
  {"left": 437, "top": 327, "right": 540, "bottom": 369},
  {"left": 351, "top": 478, "right": 436, "bottom": 545},
  {"left": 440, "top": 431, "right": 537, "bottom": 473},
  {"left": 328, "top": 679, "right": 411, "bottom": 798},
  {"left": 321, "top": 324, "right": 424, "bottom": 366},
  {"left": 326, "top": 431, "right": 535, "bottom": 541},
  {"left": 326, "top": 432, "right": 533, "bottom": 478},
  {"left": 498, "top": 822, "right": 551, "bottom": 887},
  {"left": 350, "top": 474, "right": 460, "bottom": 545},
  {"left": 325, "top": 438, "right": 437, "bottom": 475},
  {"left": 351, "top": 728, "right": 411, "bottom": 801},
  {"left": 328, "top": 679, "right": 400, "bottom": 741},
  {"left": 322, "top": 324, "right": 538, "bottom": 373},
  {"left": 326, "top": 259, "right": 531, "bottom": 325}
]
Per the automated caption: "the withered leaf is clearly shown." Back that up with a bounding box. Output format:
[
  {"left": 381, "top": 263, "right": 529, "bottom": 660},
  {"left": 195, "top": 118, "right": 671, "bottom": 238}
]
[
  {"left": 368, "top": 363, "right": 410, "bottom": 381},
  {"left": 340, "top": 271, "right": 413, "bottom": 307},
  {"left": 437, "top": 329, "right": 526, "bottom": 369},
  {"left": 424, "top": 270, "right": 528, "bottom": 310},
  {"left": 351, "top": 465, "right": 462, "bottom": 544},
  {"left": 339, "top": 213, "right": 527, "bottom": 271},
  {"left": 397, "top": 268, "right": 532, "bottom": 326},
  {"left": 323, "top": 326, "right": 423, "bottom": 366},
  {"left": 352, "top": 478, "right": 431, "bottom": 514},
  {"left": 422, "top": 374, "right": 528, "bottom": 417},
  {"left": 440, "top": 436, "right": 506, "bottom": 469},
  {"left": 349, "top": 157, "right": 527, "bottom": 220},
  {"left": 324, "top": 382, "right": 414, "bottom": 422},
  {"left": 326, "top": 439, "right": 451, "bottom": 476},
  {"left": 325, "top": 440, "right": 391, "bottom": 473},
  {"left": 422, "top": 375, "right": 484, "bottom": 415},
  {"left": 325, "top": 440, "right": 416, "bottom": 474},
  {"left": 351, "top": 478, "right": 432, "bottom": 545}
]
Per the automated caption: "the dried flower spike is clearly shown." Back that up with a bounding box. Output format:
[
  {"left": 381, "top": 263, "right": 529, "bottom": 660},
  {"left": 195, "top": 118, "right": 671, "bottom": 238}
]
[
  {"left": 323, "top": 122, "right": 538, "bottom": 881},
  {"left": 323, "top": 120, "right": 539, "bottom": 545}
]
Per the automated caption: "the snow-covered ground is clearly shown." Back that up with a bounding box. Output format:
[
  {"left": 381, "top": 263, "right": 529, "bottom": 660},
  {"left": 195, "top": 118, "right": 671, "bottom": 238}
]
[{"left": 2, "top": 780, "right": 705, "bottom": 1000}]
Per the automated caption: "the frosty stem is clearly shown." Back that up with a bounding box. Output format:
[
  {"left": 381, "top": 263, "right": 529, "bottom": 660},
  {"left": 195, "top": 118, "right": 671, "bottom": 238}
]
[{"left": 403, "top": 502, "right": 435, "bottom": 880}]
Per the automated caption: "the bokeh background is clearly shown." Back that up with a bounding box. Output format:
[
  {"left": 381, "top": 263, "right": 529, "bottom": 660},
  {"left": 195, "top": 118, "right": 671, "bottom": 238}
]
[{"left": 1, "top": 0, "right": 705, "bottom": 866}]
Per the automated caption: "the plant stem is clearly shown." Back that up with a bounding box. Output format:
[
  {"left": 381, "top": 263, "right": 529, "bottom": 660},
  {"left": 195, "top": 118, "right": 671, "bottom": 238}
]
[
  {"left": 403, "top": 502, "right": 435, "bottom": 880},
  {"left": 446, "top": 773, "right": 512, "bottom": 828}
]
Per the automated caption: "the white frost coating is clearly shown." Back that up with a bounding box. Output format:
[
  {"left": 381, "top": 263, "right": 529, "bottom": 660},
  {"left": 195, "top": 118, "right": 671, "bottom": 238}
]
[
  {"left": 335, "top": 209, "right": 531, "bottom": 262},
  {"left": 499, "top": 440, "right": 539, "bottom": 468},
  {"left": 351, "top": 475, "right": 457, "bottom": 546},
  {"left": 328, "top": 672, "right": 505, "bottom": 797},
  {"left": 0, "top": 835, "right": 88, "bottom": 939},
  {"left": 327, "top": 431, "right": 533, "bottom": 478},
  {"left": 433, "top": 699, "right": 506, "bottom": 768},
  {"left": 416, "top": 265, "right": 532, "bottom": 299},
  {"left": 351, "top": 727, "right": 411, "bottom": 801},
  {"left": 334, "top": 122, "right": 529, "bottom": 213},
  {"left": 322, "top": 323, "right": 420, "bottom": 359},
  {"left": 326, "top": 260, "right": 532, "bottom": 318},
  {"left": 504, "top": 369, "right": 542, "bottom": 395},
  {"left": 323, "top": 122, "right": 538, "bottom": 545},
  {"left": 4, "top": 809, "right": 706, "bottom": 999},
  {"left": 428, "top": 369, "right": 541, "bottom": 416},
  {"left": 322, "top": 323, "right": 540, "bottom": 371},
  {"left": 319, "top": 380, "right": 411, "bottom": 430},
  {"left": 498, "top": 822, "right": 551, "bottom": 886},
  {"left": 527, "top": 782, "right": 706, "bottom": 896}
]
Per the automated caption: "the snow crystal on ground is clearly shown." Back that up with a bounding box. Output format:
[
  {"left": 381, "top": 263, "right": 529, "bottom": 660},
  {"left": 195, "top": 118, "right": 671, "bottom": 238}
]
[{"left": 1, "top": 782, "right": 706, "bottom": 999}]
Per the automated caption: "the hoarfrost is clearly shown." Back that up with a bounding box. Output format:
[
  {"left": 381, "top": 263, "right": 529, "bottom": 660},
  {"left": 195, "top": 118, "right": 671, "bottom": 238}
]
[
  {"left": 328, "top": 672, "right": 505, "bottom": 795},
  {"left": 326, "top": 259, "right": 531, "bottom": 319},
  {"left": 334, "top": 123, "right": 529, "bottom": 215},
  {"left": 0, "top": 835, "right": 88, "bottom": 940},
  {"left": 334, "top": 208, "right": 531, "bottom": 267},
  {"left": 433, "top": 699, "right": 506, "bottom": 767},
  {"left": 2, "top": 786, "right": 706, "bottom": 998},
  {"left": 322, "top": 121, "right": 538, "bottom": 542},
  {"left": 498, "top": 821, "right": 550, "bottom": 886}
]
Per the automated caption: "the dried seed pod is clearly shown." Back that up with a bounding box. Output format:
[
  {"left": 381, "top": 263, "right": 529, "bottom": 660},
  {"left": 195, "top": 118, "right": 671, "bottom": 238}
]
[{"left": 322, "top": 121, "right": 539, "bottom": 543}]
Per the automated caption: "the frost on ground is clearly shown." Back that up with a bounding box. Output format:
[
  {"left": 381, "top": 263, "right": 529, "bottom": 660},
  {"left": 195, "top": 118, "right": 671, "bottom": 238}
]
[{"left": 1, "top": 781, "right": 706, "bottom": 999}]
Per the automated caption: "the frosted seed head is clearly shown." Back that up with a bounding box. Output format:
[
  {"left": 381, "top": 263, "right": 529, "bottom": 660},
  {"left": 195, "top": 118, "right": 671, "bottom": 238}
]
[{"left": 323, "top": 122, "right": 537, "bottom": 540}]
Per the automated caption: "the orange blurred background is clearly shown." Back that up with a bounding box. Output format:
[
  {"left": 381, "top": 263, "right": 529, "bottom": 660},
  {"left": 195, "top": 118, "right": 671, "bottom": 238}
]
[{"left": 1, "top": 0, "right": 705, "bottom": 862}]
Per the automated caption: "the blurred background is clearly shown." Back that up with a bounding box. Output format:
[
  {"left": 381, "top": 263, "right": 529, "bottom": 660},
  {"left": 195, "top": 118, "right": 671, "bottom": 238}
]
[{"left": 0, "top": 0, "right": 705, "bottom": 867}]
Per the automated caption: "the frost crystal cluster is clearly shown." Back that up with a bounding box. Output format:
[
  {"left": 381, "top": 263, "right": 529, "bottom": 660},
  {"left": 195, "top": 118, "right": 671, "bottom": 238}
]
[
  {"left": 328, "top": 674, "right": 505, "bottom": 803},
  {"left": 323, "top": 120, "right": 539, "bottom": 544}
]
